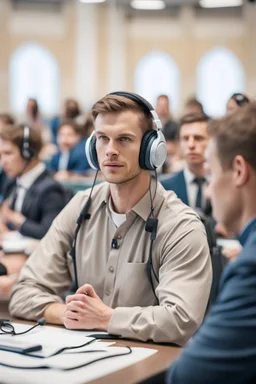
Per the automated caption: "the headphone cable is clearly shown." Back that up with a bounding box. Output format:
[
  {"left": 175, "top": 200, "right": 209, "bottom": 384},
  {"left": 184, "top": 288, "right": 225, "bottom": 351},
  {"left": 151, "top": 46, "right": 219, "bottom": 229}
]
[{"left": 70, "top": 170, "right": 98, "bottom": 291}]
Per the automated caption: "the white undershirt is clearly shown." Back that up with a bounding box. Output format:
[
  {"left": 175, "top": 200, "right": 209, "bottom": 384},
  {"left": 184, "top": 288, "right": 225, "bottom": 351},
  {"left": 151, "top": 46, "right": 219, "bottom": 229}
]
[{"left": 108, "top": 198, "right": 127, "bottom": 228}]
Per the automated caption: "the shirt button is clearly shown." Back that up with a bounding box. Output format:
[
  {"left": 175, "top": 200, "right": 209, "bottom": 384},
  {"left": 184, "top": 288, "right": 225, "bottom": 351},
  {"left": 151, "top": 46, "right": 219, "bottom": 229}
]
[
  {"left": 109, "top": 266, "right": 114, "bottom": 273},
  {"left": 116, "top": 235, "right": 122, "bottom": 240},
  {"left": 106, "top": 290, "right": 111, "bottom": 296}
]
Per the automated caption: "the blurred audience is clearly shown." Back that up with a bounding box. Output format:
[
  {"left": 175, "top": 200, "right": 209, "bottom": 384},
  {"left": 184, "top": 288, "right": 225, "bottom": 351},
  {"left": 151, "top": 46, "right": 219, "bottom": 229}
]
[
  {"left": 0, "top": 114, "right": 16, "bottom": 198},
  {"left": 23, "top": 98, "right": 55, "bottom": 161},
  {"left": 161, "top": 124, "right": 185, "bottom": 175},
  {"left": 50, "top": 98, "right": 81, "bottom": 144},
  {"left": 155, "top": 94, "right": 179, "bottom": 140},
  {"left": 47, "top": 120, "right": 92, "bottom": 182},
  {"left": 183, "top": 96, "right": 204, "bottom": 115}
]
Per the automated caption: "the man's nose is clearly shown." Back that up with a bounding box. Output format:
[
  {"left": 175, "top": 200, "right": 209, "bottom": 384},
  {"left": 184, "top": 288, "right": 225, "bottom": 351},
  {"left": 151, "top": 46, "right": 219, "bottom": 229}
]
[
  {"left": 188, "top": 137, "right": 195, "bottom": 148},
  {"left": 105, "top": 140, "right": 119, "bottom": 157}
]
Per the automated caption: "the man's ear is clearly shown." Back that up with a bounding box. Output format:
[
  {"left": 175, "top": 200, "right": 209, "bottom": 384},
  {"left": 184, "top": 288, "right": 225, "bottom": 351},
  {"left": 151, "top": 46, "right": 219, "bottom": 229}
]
[{"left": 233, "top": 155, "right": 249, "bottom": 187}]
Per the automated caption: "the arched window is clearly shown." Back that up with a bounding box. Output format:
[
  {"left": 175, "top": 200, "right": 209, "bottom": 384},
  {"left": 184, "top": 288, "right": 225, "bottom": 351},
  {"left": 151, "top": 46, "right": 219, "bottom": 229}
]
[
  {"left": 134, "top": 51, "right": 180, "bottom": 113},
  {"left": 197, "top": 47, "right": 245, "bottom": 116},
  {"left": 9, "top": 43, "right": 60, "bottom": 116}
]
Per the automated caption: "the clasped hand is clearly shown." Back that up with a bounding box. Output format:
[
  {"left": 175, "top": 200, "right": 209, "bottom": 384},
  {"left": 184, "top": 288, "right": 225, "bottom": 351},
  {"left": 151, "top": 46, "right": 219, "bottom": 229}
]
[
  {"left": 64, "top": 284, "right": 113, "bottom": 331},
  {"left": 0, "top": 201, "right": 25, "bottom": 231}
]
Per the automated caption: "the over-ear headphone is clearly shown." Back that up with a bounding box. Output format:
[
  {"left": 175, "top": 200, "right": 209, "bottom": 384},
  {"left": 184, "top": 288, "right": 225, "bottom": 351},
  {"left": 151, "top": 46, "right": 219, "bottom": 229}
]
[
  {"left": 85, "top": 91, "right": 167, "bottom": 171},
  {"left": 21, "top": 126, "right": 36, "bottom": 161}
]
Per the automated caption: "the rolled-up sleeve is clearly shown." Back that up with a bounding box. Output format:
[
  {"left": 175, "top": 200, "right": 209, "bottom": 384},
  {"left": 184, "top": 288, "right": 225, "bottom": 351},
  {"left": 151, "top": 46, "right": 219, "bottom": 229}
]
[{"left": 9, "top": 193, "right": 82, "bottom": 320}]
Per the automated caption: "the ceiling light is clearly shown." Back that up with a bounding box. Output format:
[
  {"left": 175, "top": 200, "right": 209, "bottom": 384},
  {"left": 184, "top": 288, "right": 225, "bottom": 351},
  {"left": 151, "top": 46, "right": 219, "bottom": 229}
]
[
  {"left": 131, "top": 0, "right": 166, "bottom": 10},
  {"left": 79, "top": 0, "right": 106, "bottom": 3},
  {"left": 199, "top": 0, "right": 243, "bottom": 8}
]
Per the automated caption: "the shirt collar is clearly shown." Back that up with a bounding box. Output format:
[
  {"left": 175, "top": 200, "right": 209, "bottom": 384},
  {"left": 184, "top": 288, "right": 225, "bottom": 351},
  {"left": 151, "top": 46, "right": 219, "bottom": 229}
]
[
  {"left": 239, "top": 217, "right": 256, "bottom": 246},
  {"left": 183, "top": 167, "right": 197, "bottom": 185},
  {"left": 101, "top": 178, "right": 165, "bottom": 222},
  {"left": 17, "top": 162, "right": 46, "bottom": 190},
  {"left": 131, "top": 178, "right": 165, "bottom": 222},
  {"left": 183, "top": 166, "right": 209, "bottom": 185}
]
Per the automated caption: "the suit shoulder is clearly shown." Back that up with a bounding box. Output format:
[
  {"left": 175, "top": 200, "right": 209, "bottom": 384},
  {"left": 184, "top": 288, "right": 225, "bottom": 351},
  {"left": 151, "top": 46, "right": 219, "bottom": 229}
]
[{"left": 161, "top": 171, "right": 184, "bottom": 190}]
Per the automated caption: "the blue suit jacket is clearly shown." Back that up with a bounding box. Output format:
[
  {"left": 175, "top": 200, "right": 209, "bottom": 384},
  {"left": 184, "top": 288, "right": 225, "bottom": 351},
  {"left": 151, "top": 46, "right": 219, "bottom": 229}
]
[
  {"left": 48, "top": 138, "right": 91, "bottom": 174},
  {"left": 161, "top": 171, "right": 189, "bottom": 205},
  {"left": 166, "top": 218, "right": 256, "bottom": 384}
]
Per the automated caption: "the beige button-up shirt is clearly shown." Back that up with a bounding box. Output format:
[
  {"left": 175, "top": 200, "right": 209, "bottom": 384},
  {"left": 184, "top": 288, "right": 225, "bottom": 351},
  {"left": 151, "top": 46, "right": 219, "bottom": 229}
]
[{"left": 10, "top": 181, "right": 212, "bottom": 346}]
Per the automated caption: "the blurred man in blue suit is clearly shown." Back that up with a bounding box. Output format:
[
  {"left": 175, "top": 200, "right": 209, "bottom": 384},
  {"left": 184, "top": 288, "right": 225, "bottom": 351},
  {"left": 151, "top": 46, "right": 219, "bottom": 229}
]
[
  {"left": 161, "top": 113, "right": 210, "bottom": 210},
  {"left": 166, "top": 102, "right": 256, "bottom": 383}
]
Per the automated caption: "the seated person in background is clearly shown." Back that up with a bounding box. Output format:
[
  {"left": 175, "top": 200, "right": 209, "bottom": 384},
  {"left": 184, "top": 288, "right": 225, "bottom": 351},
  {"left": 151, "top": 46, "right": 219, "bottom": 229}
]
[
  {"left": 161, "top": 113, "right": 210, "bottom": 211},
  {"left": 0, "top": 124, "right": 67, "bottom": 239},
  {"left": 48, "top": 120, "right": 92, "bottom": 182},
  {"left": 50, "top": 98, "right": 81, "bottom": 145},
  {"left": 10, "top": 92, "right": 212, "bottom": 345},
  {"left": 226, "top": 92, "right": 250, "bottom": 115},
  {"left": 161, "top": 124, "right": 184, "bottom": 175},
  {"left": 166, "top": 102, "right": 256, "bottom": 384},
  {"left": 183, "top": 96, "right": 204, "bottom": 115},
  {"left": 155, "top": 94, "right": 179, "bottom": 139},
  {"left": 0, "top": 113, "right": 15, "bottom": 198}
]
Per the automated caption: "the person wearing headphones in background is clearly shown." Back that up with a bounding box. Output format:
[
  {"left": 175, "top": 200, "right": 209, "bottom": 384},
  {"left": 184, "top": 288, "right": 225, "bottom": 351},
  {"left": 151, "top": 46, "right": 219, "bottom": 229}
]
[
  {"left": 0, "top": 124, "right": 67, "bottom": 239},
  {"left": 9, "top": 93, "right": 212, "bottom": 345},
  {"left": 226, "top": 92, "right": 250, "bottom": 115}
]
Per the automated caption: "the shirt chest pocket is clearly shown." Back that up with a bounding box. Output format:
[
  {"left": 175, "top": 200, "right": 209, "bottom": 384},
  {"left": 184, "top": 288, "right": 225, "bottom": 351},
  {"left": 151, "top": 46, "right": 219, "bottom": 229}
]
[{"left": 118, "top": 262, "right": 155, "bottom": 307}]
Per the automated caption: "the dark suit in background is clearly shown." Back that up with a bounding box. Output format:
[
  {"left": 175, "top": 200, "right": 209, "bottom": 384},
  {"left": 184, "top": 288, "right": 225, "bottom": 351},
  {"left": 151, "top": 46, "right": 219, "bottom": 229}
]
[
  {"left": 166, "top": 217, "right": 256, "bottom": 384},
  {"left": 161, "top": 170, "right": 189, "bottom": 205},
  {"left": 0, "top": 169, "right": 7, "bottom": 199},
  {"left": 3, "top": 170, "right": 67, "bottom": 239},
  {"left": 48, "top": 138, "right": 91, "bottom": 174}
]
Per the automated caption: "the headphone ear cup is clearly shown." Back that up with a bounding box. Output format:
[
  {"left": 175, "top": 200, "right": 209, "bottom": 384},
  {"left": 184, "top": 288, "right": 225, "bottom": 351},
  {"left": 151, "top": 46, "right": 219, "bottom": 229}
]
[
  {"left": 85, "top": 133, "right": 100, "bottom": 170},
  {"left": 139, "top": 130, "right": 158, "bottom": 170},
  {"left": 21, "top": 146, "right": 36, "bottom": 160}
]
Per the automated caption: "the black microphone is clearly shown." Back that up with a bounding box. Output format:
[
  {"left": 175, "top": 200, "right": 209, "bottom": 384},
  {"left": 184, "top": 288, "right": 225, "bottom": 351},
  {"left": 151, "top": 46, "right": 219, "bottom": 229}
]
[
  {"left": 111, "top": 239, "right": 119, "bottom": 249},
  {"left": 76, "top": 197, "right": 92, "bottom": 225},
  {"left": 145, "top": 218, "right": 158, "bottom": 240}
]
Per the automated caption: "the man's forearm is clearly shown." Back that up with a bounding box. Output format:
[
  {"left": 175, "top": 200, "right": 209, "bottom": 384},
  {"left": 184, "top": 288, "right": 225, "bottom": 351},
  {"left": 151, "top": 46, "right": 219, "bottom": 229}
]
[{"left": 43, "top": 302, "right": 66, "bottom": 325}]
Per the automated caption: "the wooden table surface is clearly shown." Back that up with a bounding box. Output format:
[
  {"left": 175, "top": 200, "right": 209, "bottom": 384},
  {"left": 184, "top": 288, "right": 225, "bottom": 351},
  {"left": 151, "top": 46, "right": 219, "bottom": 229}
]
[{"left": 0, "top": 301, "right": 181, "bottom": 383}]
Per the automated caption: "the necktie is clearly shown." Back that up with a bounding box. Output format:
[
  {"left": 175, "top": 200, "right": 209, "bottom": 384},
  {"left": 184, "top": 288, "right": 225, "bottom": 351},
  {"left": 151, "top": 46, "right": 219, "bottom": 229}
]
[
  {"left": 194, "top": 178, "right": 206, "bottom": 209},
  {"left": 9, "top": 185, "right": 18, "bottom": 210}
]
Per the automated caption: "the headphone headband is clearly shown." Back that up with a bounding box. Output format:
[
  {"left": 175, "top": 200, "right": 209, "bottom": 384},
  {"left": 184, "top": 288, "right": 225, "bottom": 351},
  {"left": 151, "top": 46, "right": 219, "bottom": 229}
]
[
  {"left": 108, "top": 91, "right": 163, "bottom": 130},
  {"left": 21, "top": 126, "right": 35, "bottom": 161}
]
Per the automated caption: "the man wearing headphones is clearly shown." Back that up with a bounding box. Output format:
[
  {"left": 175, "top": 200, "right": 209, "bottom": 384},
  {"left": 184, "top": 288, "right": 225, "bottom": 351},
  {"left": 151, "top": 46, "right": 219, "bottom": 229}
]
[
  {"left": 0, "top": 124, "right": 67, "bottom": 239},
  {"left": 10, "top": 93, "right": 212, "bottom": 345}
]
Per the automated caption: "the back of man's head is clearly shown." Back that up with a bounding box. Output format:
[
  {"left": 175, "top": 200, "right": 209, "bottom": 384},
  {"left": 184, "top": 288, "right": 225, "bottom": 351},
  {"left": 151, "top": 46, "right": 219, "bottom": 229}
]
[
  {"left": 91, "top": 94, "right": 153, "bottom": 135},
  {"left": 208, "top": 103, "right": 256, "bottom": 171}
]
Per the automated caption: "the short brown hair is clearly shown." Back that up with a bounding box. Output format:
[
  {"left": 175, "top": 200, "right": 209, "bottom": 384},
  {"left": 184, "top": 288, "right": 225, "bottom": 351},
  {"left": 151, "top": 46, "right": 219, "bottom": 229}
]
[
  {"left": 208, "top": 102, "right": 256, "bottom": 171},
  {"left": 91, "top": 94, "right": 153, "bottom": 134},
  {"left": 58, "top": 119, "right": 83, "bottom": 137},
  {"left": 179, "top": 113, "right": 210, "bottom": 136},
  {"left": 185, "top": 97, "right": 204, "bottom": 113},
  {"left": 0, "top": 113, "right": 15, "bottom": 126},
  {"left": 0, "top": 124, "right": 43, "bottom": 155}
]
